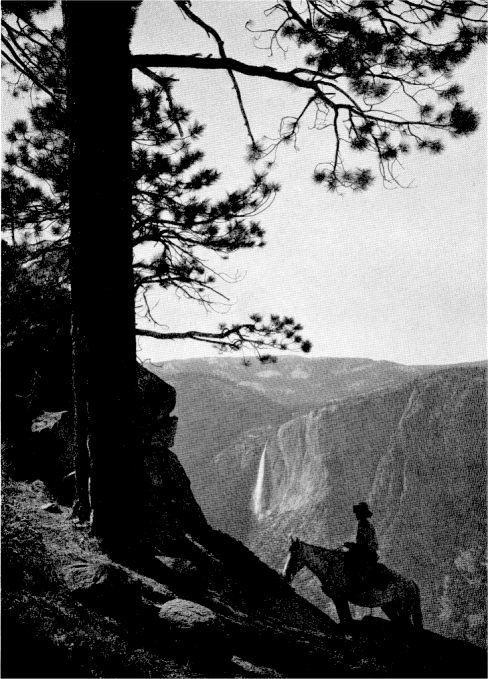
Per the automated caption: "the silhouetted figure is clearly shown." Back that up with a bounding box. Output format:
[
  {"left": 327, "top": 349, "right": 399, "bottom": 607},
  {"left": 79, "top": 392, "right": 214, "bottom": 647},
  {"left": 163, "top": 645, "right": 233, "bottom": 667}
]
[
  {"left": 344, "top": 502, "right": 382, "bottom": 590},
  {"left": 283, "top": 536, "right": 423, "bottom": 627}
]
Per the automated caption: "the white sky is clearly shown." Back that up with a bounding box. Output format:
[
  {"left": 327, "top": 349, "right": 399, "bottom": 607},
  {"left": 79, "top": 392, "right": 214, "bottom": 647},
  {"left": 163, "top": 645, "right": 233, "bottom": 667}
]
[{"left": 3, "top": 1, "right": 487, "bottom": 366}]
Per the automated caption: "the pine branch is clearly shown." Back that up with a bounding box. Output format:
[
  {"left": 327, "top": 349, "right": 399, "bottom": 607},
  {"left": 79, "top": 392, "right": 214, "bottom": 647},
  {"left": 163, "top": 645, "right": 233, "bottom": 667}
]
[
  {"left": 137, "top": 327, "right": 238, "bottom": 342},
  {"left": 136, "top": 314, "right": 312, "bottom": 355},
  {"left": 2, "top": 35, "right": 59, "bottom": 102},
  {"left": 132, "top": 52, "right": 319, "bottom": 91},
  {"left": 131, "top": 52, "right": 473, "bottom": 131},
  {"left": 174, "top": 0, "right": 257, "bottom": 146}
]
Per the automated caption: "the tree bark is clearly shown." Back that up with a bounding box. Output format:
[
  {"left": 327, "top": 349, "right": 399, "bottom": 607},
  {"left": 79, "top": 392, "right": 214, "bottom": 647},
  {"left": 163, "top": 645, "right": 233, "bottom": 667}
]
[{"left": 64, "top": 1, "right": 141, "bottom": 552}]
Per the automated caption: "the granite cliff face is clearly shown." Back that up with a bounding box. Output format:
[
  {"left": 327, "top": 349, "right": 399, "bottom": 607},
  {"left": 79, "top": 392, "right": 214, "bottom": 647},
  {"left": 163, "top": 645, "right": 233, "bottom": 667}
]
[
  {"left": 250, "top": 386, "right": 411, "bottom": 541},
  {"left": 368, "top": 367, "right": 487, "bottom": 645}
]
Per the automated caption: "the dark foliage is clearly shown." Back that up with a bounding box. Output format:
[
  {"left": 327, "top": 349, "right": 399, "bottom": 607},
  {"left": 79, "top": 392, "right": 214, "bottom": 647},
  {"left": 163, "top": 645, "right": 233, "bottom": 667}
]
[
  {"left": 1, "top": 241, "right": 71, "bottom": 441},
  {"left": 242, "top": 0, "right": 486, "bottom": 189}
]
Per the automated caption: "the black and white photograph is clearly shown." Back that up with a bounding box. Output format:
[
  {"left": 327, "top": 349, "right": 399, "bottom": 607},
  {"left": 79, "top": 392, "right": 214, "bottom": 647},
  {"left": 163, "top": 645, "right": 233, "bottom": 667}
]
[{"left": 2, "top": 1, "right": 487, "bottom": 677}]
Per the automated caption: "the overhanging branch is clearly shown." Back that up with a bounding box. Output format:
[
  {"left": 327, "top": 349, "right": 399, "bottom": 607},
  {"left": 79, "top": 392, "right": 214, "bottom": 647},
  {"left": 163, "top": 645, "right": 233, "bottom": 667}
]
[
  {"left": 136, "top": 325, "right": 254, "bottom": 342},
  {"left": 131, "top": 52, "right": 444, "bottom": 130},
  {"left": 132, "top": 53, "right": 317, "bottom": 91},
  {"left": 136, "top": 314, "right": 312, "bottom": 355}
]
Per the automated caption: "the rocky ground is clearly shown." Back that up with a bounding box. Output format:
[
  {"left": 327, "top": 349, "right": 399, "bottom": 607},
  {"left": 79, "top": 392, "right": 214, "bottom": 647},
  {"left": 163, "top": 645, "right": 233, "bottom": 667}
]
[{"left": 2, "top": 476, "right": 487, "bottom": 678}]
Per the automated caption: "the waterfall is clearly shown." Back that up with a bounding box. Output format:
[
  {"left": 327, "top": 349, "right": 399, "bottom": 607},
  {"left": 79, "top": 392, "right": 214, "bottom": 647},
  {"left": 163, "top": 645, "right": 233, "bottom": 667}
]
[{"left": 252, "top": 442, "right": 267, "bottom": 520}]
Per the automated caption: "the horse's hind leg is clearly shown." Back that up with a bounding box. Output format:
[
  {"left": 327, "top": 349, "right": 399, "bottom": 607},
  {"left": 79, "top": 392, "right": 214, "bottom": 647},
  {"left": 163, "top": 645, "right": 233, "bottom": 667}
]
[
  {"left": 383, "top": 591, "right": 423, "bottom": 628},
  {"left": 382, "top": 603, "right": 411, "bottom": 627},
  {"left": 333, "top": 598, "right": 353, "bottom": 625},
  {"left": 412, "top": 584, "right": 423, "bottom": 629},
  {"left": 381, "top": 603, "right": 401, "bottom": 624}
]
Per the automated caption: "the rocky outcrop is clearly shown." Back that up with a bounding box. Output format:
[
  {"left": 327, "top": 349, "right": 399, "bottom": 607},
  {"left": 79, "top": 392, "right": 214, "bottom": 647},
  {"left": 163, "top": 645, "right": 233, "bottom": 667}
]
[
  {"left": 22, "top": 364, "right": 207, "bottom": 546},
  {"left": 135, "top": 362, "right": 177, "bottom": 445},
  {"left": 63, "top": 560, "right": 173, "bottom": 607}
]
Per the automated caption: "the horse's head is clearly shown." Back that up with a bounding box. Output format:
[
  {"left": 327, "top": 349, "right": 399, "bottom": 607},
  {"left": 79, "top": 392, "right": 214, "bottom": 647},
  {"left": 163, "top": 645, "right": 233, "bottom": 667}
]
[{"left": 282, "top": 535, "right": 305, "bottom": 584}]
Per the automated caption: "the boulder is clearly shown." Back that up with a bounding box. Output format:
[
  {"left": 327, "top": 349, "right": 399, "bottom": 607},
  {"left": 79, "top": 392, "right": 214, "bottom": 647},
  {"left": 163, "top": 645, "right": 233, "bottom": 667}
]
[
  {"left": 31, "top": 410, "right": 68, "bottom": 434},
  {"left": 63, "top": 559, "right": 175, "bottom": 605},
  {"left": 158, "top": 598, "right": 224, "bottom": 646},
  {"left": 62, "top": 560, "right": 177, "bottom": 629},
  {"left": 63, "top": 561, "right": 131, "bottom": 602}
]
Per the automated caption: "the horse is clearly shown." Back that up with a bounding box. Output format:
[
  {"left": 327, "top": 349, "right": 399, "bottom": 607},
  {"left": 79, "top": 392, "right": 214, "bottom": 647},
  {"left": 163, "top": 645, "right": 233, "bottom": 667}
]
[{"left": 282, "top": 536, "right": 423, "bottom": 628}]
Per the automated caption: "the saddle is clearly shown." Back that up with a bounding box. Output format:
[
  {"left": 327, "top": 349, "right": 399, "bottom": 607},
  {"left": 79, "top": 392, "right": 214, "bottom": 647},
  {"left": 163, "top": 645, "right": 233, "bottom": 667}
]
[{"left": 343, "top": 545, "right": 389, "bottom": 592}]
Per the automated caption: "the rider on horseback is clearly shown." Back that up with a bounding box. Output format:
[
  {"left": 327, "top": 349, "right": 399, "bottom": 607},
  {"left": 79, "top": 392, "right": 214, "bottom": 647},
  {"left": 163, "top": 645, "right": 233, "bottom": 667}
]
[{"left": 344, "top": 502, "right": 384, "bottom": 591}]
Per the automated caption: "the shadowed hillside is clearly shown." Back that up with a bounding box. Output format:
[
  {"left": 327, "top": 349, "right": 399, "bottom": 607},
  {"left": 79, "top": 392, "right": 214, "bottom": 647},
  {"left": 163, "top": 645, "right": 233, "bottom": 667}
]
[{"left": 4, "top": 476, "right": 486, "bottom": 678}]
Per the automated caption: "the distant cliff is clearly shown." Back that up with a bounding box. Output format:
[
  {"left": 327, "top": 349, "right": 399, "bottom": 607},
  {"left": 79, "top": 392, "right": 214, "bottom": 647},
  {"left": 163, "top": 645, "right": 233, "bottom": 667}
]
[
  {"left": 147, "top": 356, "right": 437, "bottom": 542},
  {"left": 369, "top": 366, "right": 487, "bottom": 646},
  {"left": 247, "top": 365, "right": 486, "bottom": 645}
]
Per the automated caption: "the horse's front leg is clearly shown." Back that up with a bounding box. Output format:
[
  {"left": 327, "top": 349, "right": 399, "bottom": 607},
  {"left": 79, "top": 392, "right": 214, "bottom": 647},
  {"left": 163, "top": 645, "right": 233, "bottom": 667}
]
[{"left": 333, "top": 597, "right": 353, "bottom": 625}]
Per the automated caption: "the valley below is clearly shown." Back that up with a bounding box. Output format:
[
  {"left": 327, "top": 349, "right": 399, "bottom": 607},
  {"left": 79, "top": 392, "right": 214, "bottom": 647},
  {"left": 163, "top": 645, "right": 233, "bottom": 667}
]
[{"left": 150, "top": 356, "right": 487, "bottom": 648}]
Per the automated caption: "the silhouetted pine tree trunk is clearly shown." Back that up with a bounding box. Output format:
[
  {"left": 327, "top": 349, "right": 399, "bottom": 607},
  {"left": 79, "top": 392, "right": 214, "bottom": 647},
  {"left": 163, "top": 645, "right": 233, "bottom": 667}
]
[{"left": 63, "top": 1, "right": 142, "bottom": 552}]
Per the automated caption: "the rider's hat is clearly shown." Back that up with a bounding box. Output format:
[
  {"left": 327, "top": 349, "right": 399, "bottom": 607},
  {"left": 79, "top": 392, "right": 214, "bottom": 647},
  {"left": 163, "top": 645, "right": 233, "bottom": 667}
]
[{"left": 353, "top": 501, "right": 372, "bottom": 518}]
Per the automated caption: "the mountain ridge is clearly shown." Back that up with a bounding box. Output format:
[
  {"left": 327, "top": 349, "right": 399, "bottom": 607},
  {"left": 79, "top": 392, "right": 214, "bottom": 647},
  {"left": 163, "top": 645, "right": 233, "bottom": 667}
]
[{"left": 148, "top": 355, "right": 442, "bottom": 412}]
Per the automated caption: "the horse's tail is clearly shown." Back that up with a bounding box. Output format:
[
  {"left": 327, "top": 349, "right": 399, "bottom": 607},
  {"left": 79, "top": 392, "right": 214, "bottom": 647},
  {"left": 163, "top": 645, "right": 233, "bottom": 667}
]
[{"left": 411, "top": 582, "right": 423, "bottom": 629}]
